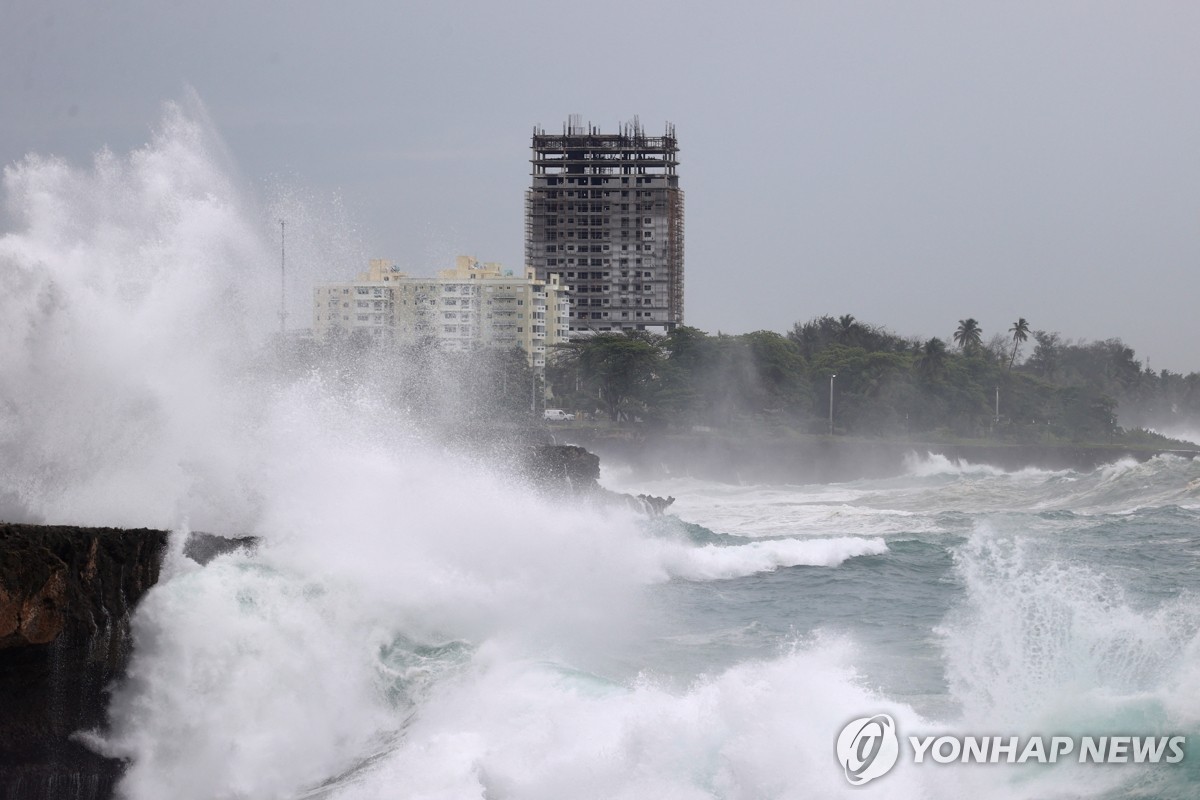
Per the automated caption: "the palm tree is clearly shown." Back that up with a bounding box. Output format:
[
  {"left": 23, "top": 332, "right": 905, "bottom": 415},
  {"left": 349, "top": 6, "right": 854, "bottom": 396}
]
[
  {"left": 836, "top": 314, "right": 859, "bottom": 346},
  {"left": 1008, "top": 317, "right": 1030, "bottom": 369},
  {"left": 953, "top": 319, "right": 983, "bottom": 354},
  {"left": 915, "top": 337, "right": 948, "bottom": 381}
]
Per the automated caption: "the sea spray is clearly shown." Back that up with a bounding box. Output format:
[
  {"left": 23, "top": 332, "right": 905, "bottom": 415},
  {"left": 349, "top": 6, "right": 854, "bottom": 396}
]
[
  {"left": 0, "top": 100, "right": 275, "bottom": 531},
  {"left": 5, "top": 98, "right": 1200, "bottom": 800}
]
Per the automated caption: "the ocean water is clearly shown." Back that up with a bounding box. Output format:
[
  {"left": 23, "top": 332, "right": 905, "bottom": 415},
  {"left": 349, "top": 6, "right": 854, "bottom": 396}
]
[{"left": 2, "top": 103, "right": 1199, "bottom": 799}]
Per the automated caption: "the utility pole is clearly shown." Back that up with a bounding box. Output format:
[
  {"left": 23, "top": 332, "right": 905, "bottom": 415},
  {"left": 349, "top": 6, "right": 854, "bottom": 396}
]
[
  {"left": 829, "top": 374, "right": 837, "bottom": 436},
  {"left": 279, "top": 219, "right": 287, "bottom": 335},
  {"left": 995, "top": 386, "right": 1000, "bottom": 423}
]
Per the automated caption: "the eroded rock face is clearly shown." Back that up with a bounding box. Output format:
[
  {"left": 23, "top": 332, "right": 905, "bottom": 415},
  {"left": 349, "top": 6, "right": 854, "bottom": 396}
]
[
  {"left": 0, "top": 525, "right": 168, "bottom": 800},
  {"left": 0, "top": 553, "right": 68, "bottom": 648},
  {"left": 521, "top": 444, "right": 674, "bottom": 515},
  {"left": 522, "top": 444, "right": 602, "bottom": 494}
]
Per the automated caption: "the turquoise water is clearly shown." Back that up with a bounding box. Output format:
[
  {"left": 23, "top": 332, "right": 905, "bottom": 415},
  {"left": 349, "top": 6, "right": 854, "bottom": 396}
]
[{"left": 599, "top": 454, "right": 1200, "bottom": 798}]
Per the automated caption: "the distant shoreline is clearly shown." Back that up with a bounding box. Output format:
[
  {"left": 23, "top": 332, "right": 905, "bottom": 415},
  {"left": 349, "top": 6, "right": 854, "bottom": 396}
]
[{"left": 563, "top": 429, "right": 1199, "bottom": 484}]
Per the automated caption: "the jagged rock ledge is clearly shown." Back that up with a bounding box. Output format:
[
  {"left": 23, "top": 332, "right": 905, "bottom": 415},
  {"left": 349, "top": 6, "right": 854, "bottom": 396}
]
[
  {"left": 0, "top": 524, "right": 166, "bottom": 800},
  {"left": 521, "top": 444, "right": 674, "bottom": 515}
]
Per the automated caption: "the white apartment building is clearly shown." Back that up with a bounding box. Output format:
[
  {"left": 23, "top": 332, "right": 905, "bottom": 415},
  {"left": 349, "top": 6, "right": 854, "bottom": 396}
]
[{"left": 313, "top": 256, "right": 570, "bottom": 368}]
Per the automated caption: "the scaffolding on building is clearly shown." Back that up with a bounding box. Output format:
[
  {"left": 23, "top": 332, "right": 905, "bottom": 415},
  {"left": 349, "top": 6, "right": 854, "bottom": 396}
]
[{"left": 526, "top": 118, "right": 684, "bottom": 335}]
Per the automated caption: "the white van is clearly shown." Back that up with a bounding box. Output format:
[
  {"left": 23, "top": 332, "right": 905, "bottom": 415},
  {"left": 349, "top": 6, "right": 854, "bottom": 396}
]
[{"left": 543, "top": 409, "right": 575, "bottom": 421}]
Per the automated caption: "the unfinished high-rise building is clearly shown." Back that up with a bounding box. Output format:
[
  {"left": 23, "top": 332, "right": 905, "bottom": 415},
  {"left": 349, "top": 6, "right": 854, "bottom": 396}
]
[{"left": 526, "top": 116, "right": 683, "bottom": 335}]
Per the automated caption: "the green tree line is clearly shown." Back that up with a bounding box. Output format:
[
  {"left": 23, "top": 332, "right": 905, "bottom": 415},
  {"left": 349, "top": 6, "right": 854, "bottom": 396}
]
[{"left": 546, "top": 316, "right": 1200, "bottom": 447}]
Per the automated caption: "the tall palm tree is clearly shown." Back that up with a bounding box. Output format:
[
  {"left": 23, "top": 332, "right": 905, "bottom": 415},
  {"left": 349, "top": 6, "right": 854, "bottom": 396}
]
[
  {"left": 1008, "top": 317, "right": 1030, "bottom": 369},
  {"left": 953, "top": 319, "right": 983, "bottom": 354},
  {"left": 915, "top": 337, "right": 948, "bottom": 381},
  {"left": 836, "top": 314, "right": 859, "bottom": 345}
]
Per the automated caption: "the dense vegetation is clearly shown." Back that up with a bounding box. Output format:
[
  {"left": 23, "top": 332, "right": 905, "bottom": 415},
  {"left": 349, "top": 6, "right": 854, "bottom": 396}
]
[{"left": 545, "top": 316, "right": 1200, "bottom": 448}]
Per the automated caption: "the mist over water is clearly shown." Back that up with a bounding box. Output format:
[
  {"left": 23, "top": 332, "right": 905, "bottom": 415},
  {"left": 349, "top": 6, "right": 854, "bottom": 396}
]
[{"left": 3, "top": 103, "right": 1198, "bottom": 798}]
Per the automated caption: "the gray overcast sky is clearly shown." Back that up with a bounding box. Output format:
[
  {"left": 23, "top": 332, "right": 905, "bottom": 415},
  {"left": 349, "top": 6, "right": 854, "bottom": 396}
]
[{"left": 3, "top": 1, "right": 1199, "bottom": 370}]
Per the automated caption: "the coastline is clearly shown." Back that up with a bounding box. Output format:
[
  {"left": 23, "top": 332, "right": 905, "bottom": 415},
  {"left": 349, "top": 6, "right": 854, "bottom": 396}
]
[{"left": 562, "top": 429, "right": 1200, "bottom": 484}]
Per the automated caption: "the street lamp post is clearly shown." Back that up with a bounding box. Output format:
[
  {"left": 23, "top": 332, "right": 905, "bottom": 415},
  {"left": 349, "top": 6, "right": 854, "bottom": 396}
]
[
  {"left": 279, "top": 219, "right": 287, "bottom": 336},
  {"left": 829, "top": 374, "right": 837, "bottom": 436}
]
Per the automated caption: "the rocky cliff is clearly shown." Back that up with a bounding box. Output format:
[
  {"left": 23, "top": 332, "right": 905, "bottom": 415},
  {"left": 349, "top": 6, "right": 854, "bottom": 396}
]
[
  {"left": 521, "top": 444, "right": 674, "bottom": 514},
  {"left": 0, "top": 525, "right": 167, "bottom": 800}
]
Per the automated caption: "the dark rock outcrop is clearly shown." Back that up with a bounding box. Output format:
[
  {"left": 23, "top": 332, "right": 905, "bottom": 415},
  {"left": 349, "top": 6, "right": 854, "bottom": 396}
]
[
  {"left": 522, "top": 444, "right": 603, "bottom": 494},
  {"left": 0, "top": 524, "right": 167, "bottom": 800},
  {"left": 182, "top": 531, "right": 258, "bottom": 565},
  {"left": 521, "top": 444, "right": 674, "bottom": 515}
]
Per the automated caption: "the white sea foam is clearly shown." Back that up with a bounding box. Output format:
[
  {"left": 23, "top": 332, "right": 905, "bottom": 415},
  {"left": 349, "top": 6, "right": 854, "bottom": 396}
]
[
  {"left": 902, "top": 452, "right": 1011, "bottom": 478},
  {"left": 941, "top": 524, "right": 1200, "bottom": 732},
  {"left": 307, "top": 638, "right": 931, "bottom": 800},
  {"left": 651, "top": 536, "right": 888, "bottom": 581},
  {"left": 600, "top": 473, "right": 938, "bottom": 539}
]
